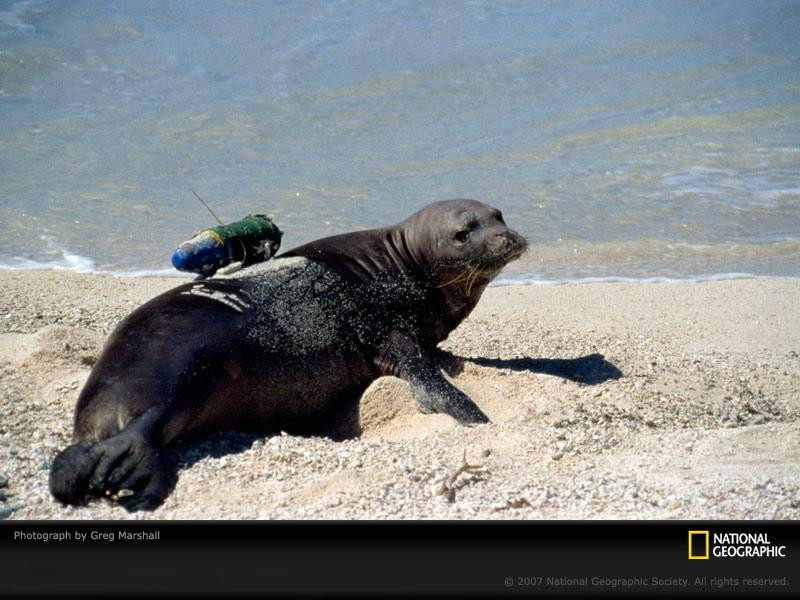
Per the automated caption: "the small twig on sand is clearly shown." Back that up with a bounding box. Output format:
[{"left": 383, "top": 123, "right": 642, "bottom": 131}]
[
  {"left": 435, "top": 449, "right": 486, "bottom": 503},
  {"left": 492, "top": 497, "right": 532, "bottom": 512}
]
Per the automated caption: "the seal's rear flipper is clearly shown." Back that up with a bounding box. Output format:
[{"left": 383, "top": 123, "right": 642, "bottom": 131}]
[
  {"left": 48, "top": 441, "right": 96, "bottom": 506},
  {"left": 49, "top": 432, "right": 174, "bottom": 512}
]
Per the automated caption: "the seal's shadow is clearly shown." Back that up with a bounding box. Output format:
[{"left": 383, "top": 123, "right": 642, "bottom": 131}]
[
  {"left": 320, "top": 350, "right": 624, "bottom": 441},
  {"left": 171, "top": 431, "right": 263, "bottom": 472},
  {"left": 437, "top": 350, "right": 623, "bottom": 385}
]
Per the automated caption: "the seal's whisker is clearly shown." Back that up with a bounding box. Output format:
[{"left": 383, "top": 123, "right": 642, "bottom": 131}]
[
  {"left": 466, "top": 265, "right": 484, "bottom": 296},
  {"left": 465, "top": 266, "right": 478, "bottom": 296},
  {"left": 437, "top": 268, "right": 473, "bottom": 289}
]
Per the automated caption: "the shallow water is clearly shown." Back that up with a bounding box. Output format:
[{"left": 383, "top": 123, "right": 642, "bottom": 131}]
[{"left": 1, "top": 0, "right": 799, "bottom": 281}]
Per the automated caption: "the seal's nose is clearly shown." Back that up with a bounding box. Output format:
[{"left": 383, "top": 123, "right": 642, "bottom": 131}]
[
  {"left": 508, "top": 228, "right": 528, "bottom": 252},
  {"left": 491, "top": 228, "right": 528, "bottom": 255}
]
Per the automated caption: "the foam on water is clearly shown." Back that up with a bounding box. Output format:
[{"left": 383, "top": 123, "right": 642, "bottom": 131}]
[
  {"left": 0, "top": 258, "right": 180, "bottom": 278},
  {"left": 0, "top": 235, "right": 96, "bottom": 272},
  {"left": 491, "top": 273, "right": 795, "bottom": 287},
  {"left": 0, "top": 236, "right": 180, "bottom": 277}
]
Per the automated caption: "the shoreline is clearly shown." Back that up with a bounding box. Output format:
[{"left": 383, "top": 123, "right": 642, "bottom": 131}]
[
  {"left": 1, "top": 269, "right": 798, "bottom": 519},
  {"left": 3, "top": 263, "right": 799, "bottom": 286}
]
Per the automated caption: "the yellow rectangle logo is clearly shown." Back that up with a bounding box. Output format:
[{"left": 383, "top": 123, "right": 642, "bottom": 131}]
[{"left": 689, "top": 530, "right": 710, "bottom": 560}]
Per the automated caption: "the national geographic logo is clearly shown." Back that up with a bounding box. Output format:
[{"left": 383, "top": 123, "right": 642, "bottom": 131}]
[{"left": 689, "top": 530, "right": 788, "bottom": 559}]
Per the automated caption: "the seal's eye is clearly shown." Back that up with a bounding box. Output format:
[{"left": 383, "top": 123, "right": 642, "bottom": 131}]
[{"left": 454, "top": 230, "right": 470, "bottom": 243}]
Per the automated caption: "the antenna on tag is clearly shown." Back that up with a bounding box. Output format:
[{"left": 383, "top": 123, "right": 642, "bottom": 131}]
[{"left": 191, "top": 190, "right": 224, "bottom": 225}]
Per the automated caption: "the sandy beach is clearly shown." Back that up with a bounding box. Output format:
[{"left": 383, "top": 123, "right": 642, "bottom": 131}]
[{"left": 1, "top": 269, "right": 798, "bottom": 520}]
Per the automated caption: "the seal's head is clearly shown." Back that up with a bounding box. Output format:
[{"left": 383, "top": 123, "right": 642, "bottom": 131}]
[
  {"left": 281, "top": 198, "right": 527, "bottom": 324},
  {"left": 402, "top": 199, "right": 528, "bottom": 298}
]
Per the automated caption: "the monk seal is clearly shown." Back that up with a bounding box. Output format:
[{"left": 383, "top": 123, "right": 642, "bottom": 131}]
[{"left": 49, "top": 199, "right": 527, "bottom": 511}]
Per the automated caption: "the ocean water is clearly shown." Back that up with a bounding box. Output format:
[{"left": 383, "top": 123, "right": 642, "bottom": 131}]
[{"left": 1, "top": 0, "right": 799, "bottom": 282}]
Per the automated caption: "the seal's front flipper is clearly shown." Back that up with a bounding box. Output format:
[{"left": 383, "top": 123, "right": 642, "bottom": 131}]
[
  {"left": 409, "top": 374, "right": 489, "bottom": 424},
  {"left": 380, "top": 331, "right": 490, "bottom": 425}
]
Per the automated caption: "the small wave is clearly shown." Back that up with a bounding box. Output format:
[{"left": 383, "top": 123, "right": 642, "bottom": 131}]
[
  {"left": 760, "top": 188, "right": 800, "bottom": 201},
  {"left": 660, "top": 161, "right": 800, "bottom": 208},
  {"left": 107, "top": 268, "right": 184, "bottom": 278},
  {"left": 0, "top": 251, "right": 96, "bottom": 273},
  {"left": 0, "top": 236, "right": 183, "bottom": 278},
  {"left": 0, "top": 0, "right": 42, "bottom": 34},
  {"left": 491, "top": 273, "right": 794, "bottom": 286},
  {"left": 0, "top": 257, "right": 184, "bottom": 278}
]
